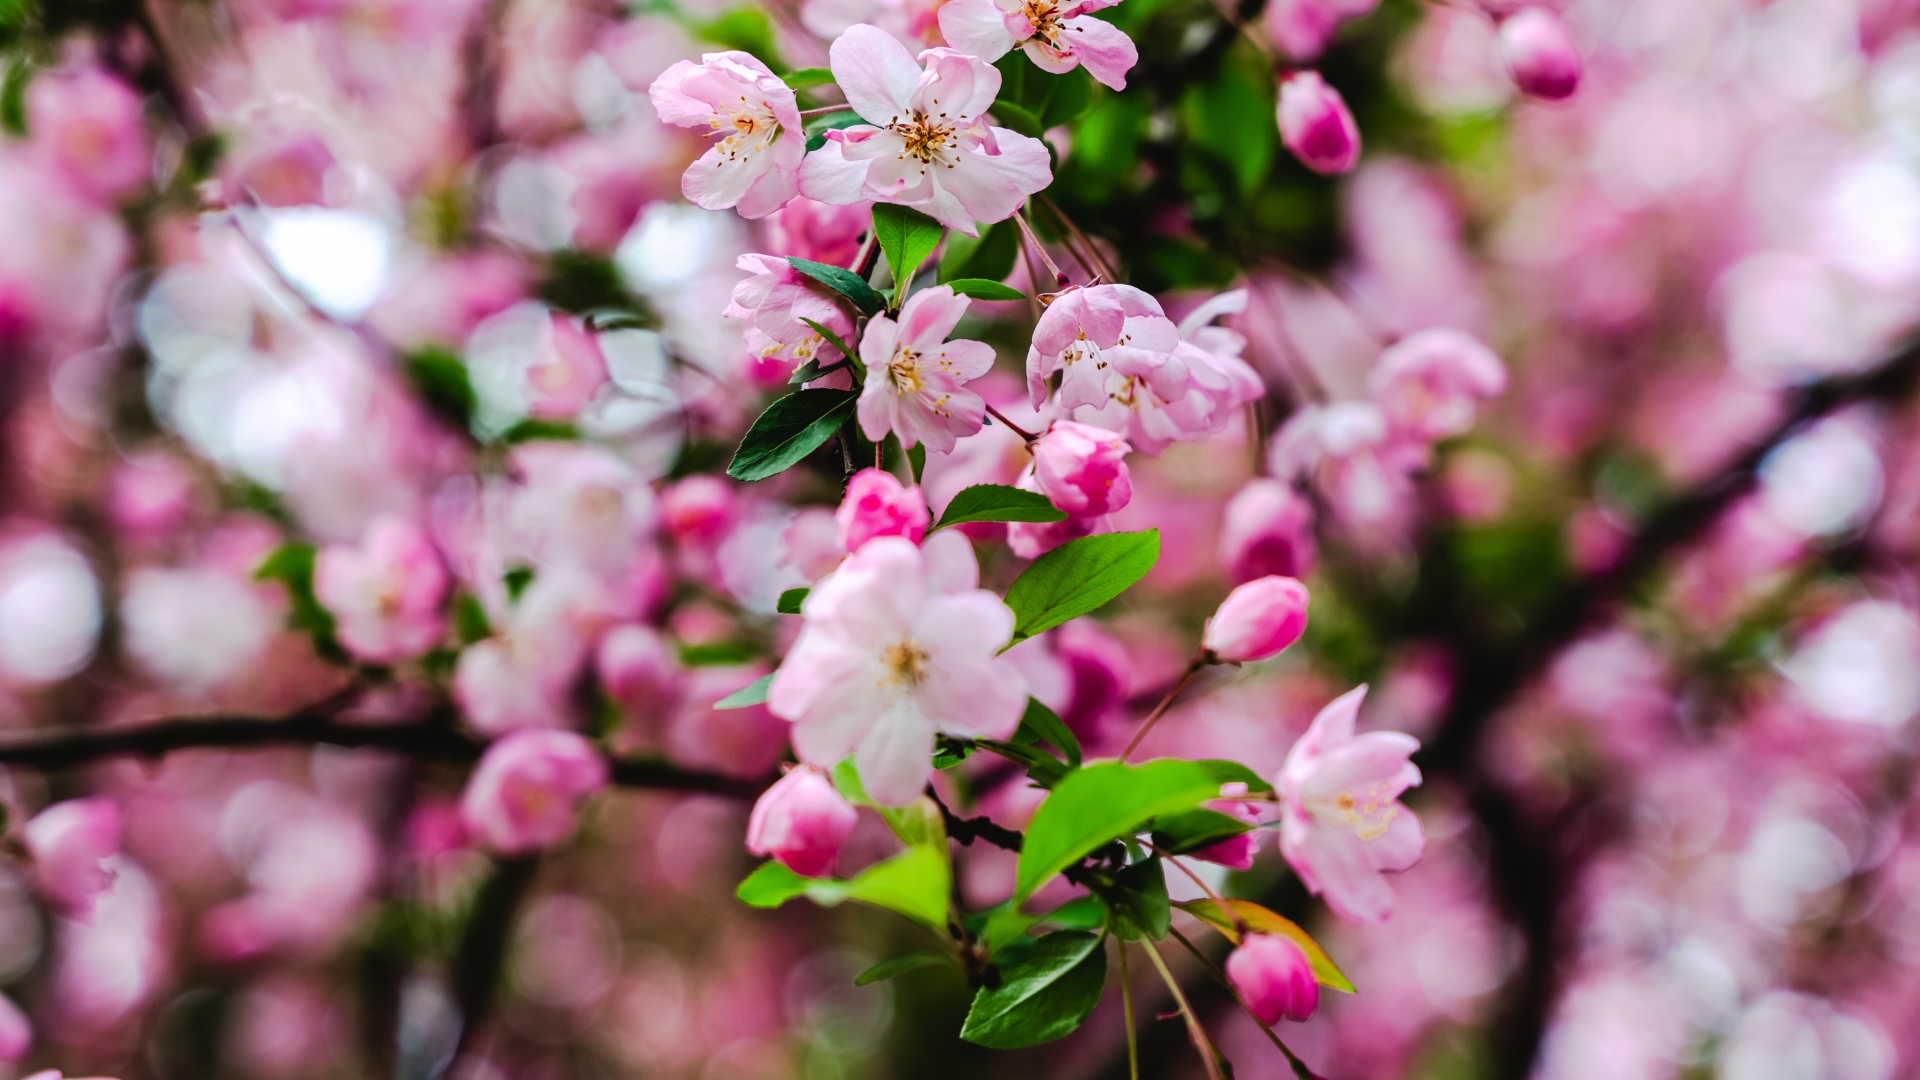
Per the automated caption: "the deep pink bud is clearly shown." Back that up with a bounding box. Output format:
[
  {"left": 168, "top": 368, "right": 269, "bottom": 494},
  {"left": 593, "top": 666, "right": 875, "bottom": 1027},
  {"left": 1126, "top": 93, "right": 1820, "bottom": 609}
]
[
  {"left": 835, "top": 469, "right": 931, "bottom": 553},
  {"left": 596, "top": 623, "right": 680, "bottom": 712},
  {"left": 1277, "top": 71, "right": 1361, "bottom": 176},
  {"left": 1203, "top": 576, "right": 1311, "bottom": 662},
  {"left": 1226, "top": 933, "right": 1320, "bottom": 1024},
  {"left": 1032, "top": 421, "right": 1134, "bottom": 516},
  {"left": 23, "top": 798, "right": 121, "bottom": 915},
  {"left": 1191, "top": 783, "right": 1264, "bottom": 870},
  {"left": 745, "top": 765, "right": 858, "bottom": 877},
  {"left": 660, "top": 475, "right": 737, "bottom": 547},
  {"left": 0, "top": 992, "right": 30, "bottom": 1062},
  {"left": 1221, "top": 479, "right": 1317, "bottom": 584},
  {"left": 1500, "top": 8, "right": 1582, "bottom": 101},
  {"left": 459, "top": 730, "right": 610, "bottom": 855}
]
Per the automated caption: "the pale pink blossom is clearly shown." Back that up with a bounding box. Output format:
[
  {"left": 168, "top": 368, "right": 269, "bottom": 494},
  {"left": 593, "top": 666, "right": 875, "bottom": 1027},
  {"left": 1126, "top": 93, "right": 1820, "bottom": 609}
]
[
  {"left": 857, "top": 285, "right": 995, "bottom": 452},
  {"left": 596, "top": 623, "right": 681, "bottom": 714},
  {"left": 313, "top": 516, "right": 449, "bottom": 663},
  {"left": 769, "top": 197, "right": 874, "bottom": 268},
  {"left": 659, "top": 475, "right": 738, "bottom": 548},
  {"left": 1221, "top": 479, "right": 1317, "bottom": 583},
  {"left": 525, "top": 316, "right": 610, "bottom": 420},
  {"left": 1366, "top": 328, "right": 1507, "bottom": 444},
  {"left": 1226, "top": 933, "right": 1320, "bottom": 1023},
  {"left": 453, "top": 571, "right": 608, "bottom": 734},
  {"left": 938, "top": 0, "right": 1141, "bottom": 90},
  {"left": 1203, "top": 576, "right": 1310, "bottom": 662},
  {"left": 1276, "top": 685, "right": 1424, "bottom": 921},
  {"left": 1264, "top": 0, "right": 1378, "bottom": 61},
  {"left": 24, "top": 798, "right": 122, "bottom": 916},
  {"left": 768, "top": 536, "right": 1027, "bottom": 804},
  {"left": 836, "top": 468, "right": 931, "bottom": 552},
  {"left": 799, "top": 26, "right": 1052, "bottom": 236},
  {"left": 1500, "top": 8, "right": 1582, "bottom": 101},
  {"left": 1032, "top": 421, "right": 1132, "bottom": 515},
  {"left": 803, "top": 0, "right": 946, "bottom": 49},
  {"left": 224, "top": 132, "right": 337, "bottom": 208},
  {"left": 724, "top": 253, "right": 857, "bottom": 371},
  {"left": 1277, "top": 71, "right": 1361, "bottom": 176},
  {"left": 460, "top": 729, "right": 610, "bottom": 854},
  {"left": 647, "top": 51, "right": 805, "bottom": 217},
  {"left": 746, "top": 765, "right": 859, "bottom": 877},
  {"left": 26, "top": 66, "right": 150, "bottom": 204},
  {"left": 1027, "top": 284, "right": 1182, "bottom": 410}
]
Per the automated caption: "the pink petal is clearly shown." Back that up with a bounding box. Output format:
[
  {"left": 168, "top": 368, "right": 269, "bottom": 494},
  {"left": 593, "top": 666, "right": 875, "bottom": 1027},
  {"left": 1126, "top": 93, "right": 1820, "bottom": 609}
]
[
  {"left": 897, "top": 285, "right": 972, "bottom": 348},
  {"left": 939, "top": 0, "right": 1019, "bottom": 62},
  {"left": 830, "top": 24, "right": 924, "bottom": 124},
  {"left": 1060, "top": 16, "right": 1139, "bottom": 90},
  {"left": 914, "top": 49, "right": 1003, "bottom": 125},
  {"left": 854, "top": 706, "right": 938, "bottom": 805}
]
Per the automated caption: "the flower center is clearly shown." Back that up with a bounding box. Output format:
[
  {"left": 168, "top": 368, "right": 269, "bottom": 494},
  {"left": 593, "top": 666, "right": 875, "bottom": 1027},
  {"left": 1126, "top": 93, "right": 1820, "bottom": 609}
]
[
  {"left": 887, "top": 349, "right": 926, "bottom": 394},
  {"left": 1306, "top": 783, "right": 1401, "bottom": 842},
  {"left": 890, "top": 115, "right": 957, "bottom": 165},
  {"left": 709, "top": 98, "right": 780, "bottom": 163},
  {"left": 1023, "top": 0, "right": 1064, "bottom": 42},
  {"left": 881, "top": 639, "right": 931, "bottom": 686}
]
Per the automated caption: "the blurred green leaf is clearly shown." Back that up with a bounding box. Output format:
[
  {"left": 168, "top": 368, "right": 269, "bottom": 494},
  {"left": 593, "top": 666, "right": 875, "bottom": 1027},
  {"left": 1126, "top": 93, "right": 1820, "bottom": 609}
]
[
  {"left": 1003, "top": 529, "right": 1160, "bottom": 645},
  {"left": 977, "top": 737, "right": 1070, "bottom": 788},
  {"left": 453, "top": 593, "right": 491, "bottom": 645},
  {"left": 1, "top": 57, "right": 33, "bottom": 137},
  {"left": 746, "top": 845, "right": 953, "bottom": 929},
  {"left": 1013, "top": 696, "right": 1082, "bottom": 767},
  {"left": 402, "top": 346, "right": 477, "bottom": 433},
  {"left": 498, "top": 418, "right": 578, "bottom": 444},
  {"left": 960, "top": 931, "right": 1107, "bottom": 1048},
  {"left": 783, "top": 66, "right": 836, "bottom": 89},
  {"left": 728, "top": 389, "right": 859, "bottom": 481},
  {"left": 1150, "top": 808, "right": 1251, "bottom": 855},
  {"left": 715, "top": 672, "right": 774, "bottom": 709},
  {"left": 1105, "top": 858, "right": 1170, "bottom": 941},
  {"left": 255, "top": 542, "right": 348, "bottom": 664},
  {"left": 939, "top": 220, "right": 1018, "bottom": 284},
  {"left": 856, "top": 952, "right": 951, "bottom": 985},
  {"left": 934, "top": 484, "right": 1066, "bottom": 531},
  {"left": 1015, "top": 759, "right": 1219, "bottom": 900},
  {"left": 1181, "top": 62, "right": 1276, "bottom": 196},
  {"left": 944, "top": 278, "right": 1027, "bottom": 302},
  {"left": 685, "top": 6, "right": 783, "bottom": 71},
  {"left": 908, "top": 442, "right": 927, "bottom": 484},
  {"left": 994, "top": 56, "right": 1093, "bottom": 130},
  {"left": 777, "top": 587, "right": 809, "bottom": 614},
  {"left": 502, "top": 566, "right": 534, "bottom": 602},
  {"left": 677, "top": 640, "right": 760, "bottom": 666}
]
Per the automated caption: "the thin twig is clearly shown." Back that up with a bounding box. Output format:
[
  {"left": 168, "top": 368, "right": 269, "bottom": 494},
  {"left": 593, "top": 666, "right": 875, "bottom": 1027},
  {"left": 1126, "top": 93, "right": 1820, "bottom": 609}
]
[
  {"left": 1140, "top": 939, "right": 1228, "bottom": 1080},
  {"left": 984, "top": 403, "right": 1040, "bottom": 443},
  {"left": 1155, "top": 847, "right": 1247, "bottom": 937},
  {"left": 1013, "top": 211, "right": 1071, "bottom": 290},
  {"left": 1167, "top": 927, "right": 1318, "bottom": 1080},
  {"left": 1039, "top": 194, "right": 1118, "bottom": 283},
  {"left": 1118, "top": 940, "right": 1140, "bottom": 1080},
  {"left": 1120, "top": 654, "right": 1207, "bottom": 761}
]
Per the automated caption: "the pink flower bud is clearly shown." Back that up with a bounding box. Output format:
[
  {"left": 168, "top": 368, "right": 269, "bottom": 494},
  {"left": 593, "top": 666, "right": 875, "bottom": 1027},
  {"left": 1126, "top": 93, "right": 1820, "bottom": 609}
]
[
  {"left": 596, "top": 623, "right": 680, "bottom": 712},
  {"left": 0, "top": 992, "right": 30, "bottom": 1062},
  {"left": 1203, "top": 576, "right": 1311, "bottom": 662},
  {"left": 1277, "top": 71, "right": 1361, "bottom": 176},
  {"left": 660, "top": 475, "right": 737, "bottom": 547},
  {"left": 1500, "top": 8, "right": 1582, "bottom": 101},
  {"left": 1225, "top": 933, "right": 1320, "bottom": 1024},
  {"left": 1190, "top": 783, "right": 1265, "bottom": 870},
  {"left": 1032, "top": 421, "right": 1134, "bottom": 516},
  {"left": 745, "top": 766, "right": 858, "bottom": 877},
  {"left": 1221, "top": 479, "right": 1317, "bottom": 584},
  {"left": 835, "top": 469, "right": 930, "bottom": 553},
  {"left": 459, "top": 730, "right": 610, "bottom": 855},
  {"left": 23, "top": 798, "right": 121, "bottom": 915}
]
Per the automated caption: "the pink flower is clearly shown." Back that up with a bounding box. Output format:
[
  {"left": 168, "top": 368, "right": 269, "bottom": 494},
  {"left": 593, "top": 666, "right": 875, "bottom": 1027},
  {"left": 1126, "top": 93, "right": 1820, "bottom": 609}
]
[
  {"left": 1366, "top": 328, "right": 1507, "bottom": 444},
  {"left": 525, "top": 316, "right": 610, "bottom": 420},
  {"left": 724, "top": 253, "right": 857, "bottom": 371},
  {"left": 798, "top": 25, "right": 1053, "bottom": 236},
  {"left": 1277, "top": 71, "right": 1360, "bottom": 176},
  {"left": 647, "top": 51, "right": 805, "bottom": 218},
  {"left": 313, "top": 516, "right": 449, "bottom": 663},
  {"left": 460, "top": 729, "right": 611, "bottom": 855},
  {"left": 769, "top": 197, "right": 874, "bottom": 268},
  {"left": 0, "top": 992, "right": 30, "bottom": 1062},
  {"left": 1264, "top": 0, "right": 1377, "bottom": 61},
  {"left": 1276, "top": 685, "right": 1424, "bottom": 921},
  {"left": 1203, "top": 576, "right": 1311, "bottom": 662},
  {"left": 746, "top": 765, "right": 860, "bottom": 876},
  {"left": 26, "top": 66, "right": 150, "bottom": 205},
  {"left": 938, "top": 0, "right": 1140, "bottom": 90},
  {"left": 1221, "top": 479, "right": 1317, "bottom": 583},
  {"left": 1007, "top": 469, "right": 1109, "bottom": 558},
  {"left": 1225, "top": 933, "right": 1320, "bottom": 1024},
  {"left": 836, "top": 468, "right": 932, "bottom": 552},
  {"left": 1191, "top": 783, "right": 1265, "bottom": 870},
  {"left": 23, "top": 798, "right": 122, "bottom": 916},
  {"left": 1032, "top": 421, "right": 1132, "bottom": 515},
  {"left": 1027, "top": 284, "right": 1181, "bottom": 410},
  {"left": 596, "top": 623, "right": 681, "bottom": 713},
  {"left": 768, "top": 536, "right": 1028, "bottom": 804},
  {"left": 1500, "top": 8, "right": 1582, "bottom": 101},
  {"left": 857, "top": 285, "right": 996, "bottom": 452},
  {"left": 660, "top": 475, "right": 738, "bottom": 547}
]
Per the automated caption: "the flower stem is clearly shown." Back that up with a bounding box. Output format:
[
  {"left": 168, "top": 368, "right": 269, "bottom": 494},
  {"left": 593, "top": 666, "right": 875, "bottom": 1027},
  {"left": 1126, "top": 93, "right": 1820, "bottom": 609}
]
[
  {"left": 1120, "top": 652, "right": 1207, "bottom": 762},
  {"left": 1040, "top": 194, "right": 1118, "bottom": 283},
  {"left": 1014, "top": 210, "right": 1071, "bottom": 289},
  {"left": 1167, "top": 927, "right": 1320, "bottom": 1080},
  {"left": 984, "top": 403, "right": 1039, "bottom": 443},
  {"left": 798, "top": 104, "right": 853, "bottom": 119},
  {"left": 1118, "top": 940, "right": 1139, "bottom": 1080},
  {"left": 1140, "top": 939, "right": 1229, "bottom": 1080},
  {"left": 1156, "top": 847, "right": 1248, "bottom": 938}
]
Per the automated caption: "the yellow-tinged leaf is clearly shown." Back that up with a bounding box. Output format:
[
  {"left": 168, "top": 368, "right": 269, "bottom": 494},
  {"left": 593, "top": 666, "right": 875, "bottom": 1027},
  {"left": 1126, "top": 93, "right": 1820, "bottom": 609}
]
[{"left": 1173, "top": 898, "right": 1355, "bottom": 992}]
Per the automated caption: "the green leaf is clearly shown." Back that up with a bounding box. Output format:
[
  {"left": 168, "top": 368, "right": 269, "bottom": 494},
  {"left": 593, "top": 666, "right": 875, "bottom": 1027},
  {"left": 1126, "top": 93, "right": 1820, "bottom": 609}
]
[
  {"left": 1014, "top": 697, "right": 1082, "bottom": 767},
  {"left": 715, "top": 672, "right": 775, "bottom": 710},
  {"left": 1173, "top": 899, "right": 1356, "bottom": 992},
  {"left": 1150, "top": 808, "right": 1252, "bottom": 855},
  {"left": 1039, "top": 895, "right": 1107, "bottom": 932},
  {"left": 960, "top": 931, "right": 1108, "bottom": 1048},
  {"left": 776, "top": 588, "right": 809, "bottom": 614},
  {"left": 988, "top": 98, "right": 1044, "bottom": 139},
  {"left": 728, "top": 389, "right": 859, "bottom": 481},
  {"left": 798, "top": 317, "right": 858, "bottom": 366},
  {"left": 872, "top": 204, "right": 944, "bottom": 307},
  {"left": 685, "top": 6, "right": 783, "bottom": 70},
  {"left": 1195, "top": 758, "right": 1275, "bottom": 794},
  {"left": 908, "top": 442, "right": 927, "bottom": 484},
  {"left": 945, "top": 278, "right": 1027, "bottom": 302},
  {"left": 738, "top": 860, "right": 814, "bottom": 907},
  {"left": 402, "top": 346, "right": 477, "bottom": 432},
  {"left": 502, "top": 566, "right": 534, "bottom": 602},
  {"left": 453, "top": 593, "right": 491, "bottom": 645},
  {"left": 255, "top": 543, "right": 348, "bottom": 664},
  {"left": 855, "top": 952, "right": 950, "bottom": 986},
  {"left": 677, "top": 640, "right": 759, "bottom": 666},
  {"left": 0, "top": 57, "right": 33, "bottom": 138},
  {"left": 993, "top": 56, "right": 1094, "bottom": 129},
  {"left": 1181, "top": 63, "right": 1277, "bottom": 196},
  {"left": 1015, "top": 759, "right": 1221, "bottom": 901},
  {"left": 783, "top": 66, "right": 836, "bottom": 89},
  {"left": 787, "top": 256, "right": 886, "bottom": 315},
  {"left": 499, "top": 418, "right": 578, "bottom": 444},
  {"left": 939, "top": 220, "right": 1018, "bottom": 285},
  {"left": 932, "top": 737, "right": 977, "bottom": 770},
  {"left": 934, "top": 484, "right": 1067, "bottom": 531},
  {"left": 977, "top": 739, "right": 1069, "bottom": 789},
  {"left": 1106, "top": 859, "right": 1170, "bottom": 941},
  {"left": 803, "top": 110, "right": 866, "bottom": 151},
  {"left": 1003, "top": 530, "right": 1160, "bottom": 645},
  {"left": 737, "top": 846, "right": 954, "bottom": 931}
]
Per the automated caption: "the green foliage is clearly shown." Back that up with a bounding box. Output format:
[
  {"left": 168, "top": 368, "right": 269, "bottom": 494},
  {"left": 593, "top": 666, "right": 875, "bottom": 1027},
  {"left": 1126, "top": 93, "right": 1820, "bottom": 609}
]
[
  {"left": 856, "top": 952, "right": 952, "bottom": 986},
  {"left": 960, "top": 931, "right": 1107, "bottom": 1048},
  {"left": 727, "top": 389, "right": 859, "bottom": 481},
  {"left": 873, "top": 204, "right": 944, "bottom": 308},
  {"left": 943, "top": 278, "right": 1027, "bottom": 302},
  {"left": 782, "top": 66, "right": 836, "bottom": 89},
  {"left": 932, "top": 484, "right": 1067, "bottom": 531},
  {"left": 798, "top": 317, "right": 858, "bottom": 365},
  {"left": 677, "top": 640, "right": 760, "bottom": 666},
  {"left": 502, "top": 566, "right": 534, "bottom": 602},
  {"left": 402, "top": 346, "right": 477, "bottom": 433},
  {"left": 938, "top": 220, "right": 1019, "bottom": 284},
  {"left": 453, "top": 593, "right": 491, "bottom": 645},
  {"left": 993, "top": 56, "right": 1094, "bottom": 132},
  {"left": 802, "top": 110, "right": 866, "bottom": 151},
  {"left": 255, "top": 543, "right": 348, "bottom": 665},
  {"left": 1015, "top": 759, "right": 1221, "bottom": 900},
  {"left": 537, "top": 250, "right": 652, "bottom": 323},
  {"left": 908, "top": 442, "right": 927, "bottom": 484},
  {"left": 787, "top": 256, "right": 886, "bottom": 315},
  {"left": 1104, "top": 858, "right": 1171, "bottom": 941},
  {"left": 1180, "top": 58, "right": 1277, "bottom": 197},
  {"left": 776, "top": 587, "right": 809, "bottom": 614},
  {"left": 714, "top": 672, "right": 774, "bottom": 710},
  {"left": 1003, "top": 530, "right": 1160, "bottom": 646},
  {"left": 498, "top": 418, "right": 578, "bottom": 444},
  {"left": 1174, "top": 898, "right": 1356, "bottom": 991},
  {"left": 977, "top": 737, "right": 1069, "bottom": 789},
  {"left": 0, "top": 56, "right": 31, "bottom": 137},
  {"left": 738, "top": 845, "right": 954, "bottom": 931},
  {"left": 684, "top": 6, "right": 783, "bottom": 70},
  {"left": 1150, "top": 807, "right": 1253, "bottom": 854},
  {"left": 1013, "top": 696, "right": 1082, "bottom": 767}
]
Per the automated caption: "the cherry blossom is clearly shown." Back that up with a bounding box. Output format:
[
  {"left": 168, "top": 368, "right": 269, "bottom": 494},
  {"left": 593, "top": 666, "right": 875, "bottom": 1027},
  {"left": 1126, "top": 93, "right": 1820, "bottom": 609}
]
[
  {"left": 648, "top": 51, "right": 805, "bottom": 217},
  {"left": 798, "top": 25, "right": 1052, "bottom": 235},
  {"left": 1226, "top": 933, "right": 1320, "bottom": 1024},
  {"left": 836, "top": 468, "right": 932, "bottom": 552},
  {"left": 1031, "top": 420, "right": 1133, "bottom": 515},
  {"left": 312, "top": 515, "right": 449, "bottom": 663},
  {"left": 767, "top": 536, "right": 1028, "bottom": 805},
  {"left": 24, "top": 798, "right": 121, "bottom": 916},
  {"left": 1027, "top": 284, "right": 1181, "bottom": 411},
  {"left": 1277, "top": 70, "right": 1360, "bottom": 176},
  {"left": 746, "top": 765, "right": 859, "bottom": 876},
  {"left": 460, "top": 729, "right": 610, "bottom": 855},
  {"left": 724, "top": 253, "right": 858, "bottom": 372},
  {"left": 1500, "top": 8, "right": 1582, "bottom": 101},
  {"left": 857, "top": 284, "right": 995, "bottom": 452},
  {"left": 938, "top": 0, "right": 1140, "bottom": 91}
]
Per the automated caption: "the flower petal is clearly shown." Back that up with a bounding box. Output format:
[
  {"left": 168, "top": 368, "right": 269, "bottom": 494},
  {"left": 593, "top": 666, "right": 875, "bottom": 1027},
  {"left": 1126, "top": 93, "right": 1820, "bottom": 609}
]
[{"left": 830, "top": 24, "right": 924, "bottom": 125}]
